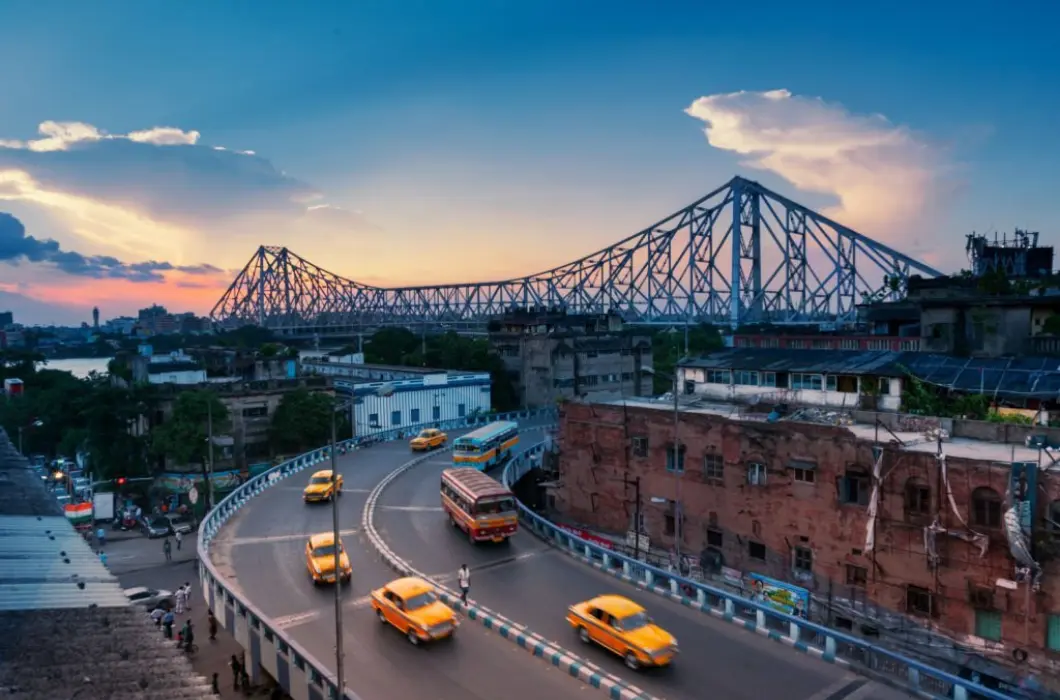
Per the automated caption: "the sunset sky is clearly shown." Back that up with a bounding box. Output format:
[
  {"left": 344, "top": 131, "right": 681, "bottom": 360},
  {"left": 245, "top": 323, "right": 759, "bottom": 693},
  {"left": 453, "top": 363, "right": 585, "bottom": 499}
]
[{"left": 0, "top": 1, "right": 1057, "bottom": 325}]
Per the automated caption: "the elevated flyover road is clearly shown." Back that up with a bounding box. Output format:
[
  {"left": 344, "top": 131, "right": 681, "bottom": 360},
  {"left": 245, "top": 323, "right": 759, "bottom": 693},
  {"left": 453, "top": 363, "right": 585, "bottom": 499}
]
[
  {"left": 213, "top": 428, "right": 593, "bottom": 700},
  {"left": 373, "top": 445, "right": 916, "bottom": 700}
]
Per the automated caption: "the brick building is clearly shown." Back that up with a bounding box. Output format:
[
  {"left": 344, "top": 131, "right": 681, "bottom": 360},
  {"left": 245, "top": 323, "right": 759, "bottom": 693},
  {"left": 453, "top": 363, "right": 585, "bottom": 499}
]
[{"left": 553, "top": 398, "right": 1060, "bottom": 681}]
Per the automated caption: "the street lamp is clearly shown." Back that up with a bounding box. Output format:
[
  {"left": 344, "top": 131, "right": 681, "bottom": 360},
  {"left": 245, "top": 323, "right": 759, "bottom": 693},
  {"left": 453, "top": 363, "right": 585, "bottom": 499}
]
[
  {"left": 18, "top": 419, "right": 43, "bottom": 455},
  {"left": 642, "top": 366, "right": 684, "bottom": 564}
]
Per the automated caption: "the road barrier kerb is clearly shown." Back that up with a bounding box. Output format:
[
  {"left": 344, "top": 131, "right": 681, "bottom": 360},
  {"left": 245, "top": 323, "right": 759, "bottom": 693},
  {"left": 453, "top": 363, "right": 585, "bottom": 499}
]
[
  {"left": 500, "top": 451, "right": 1009, "bottom": 700},
  {"left": 197, "top": 408, "right": 556, "bottom": 700},
  {"left": 362, "top": 432, "right": 656, "bottom": 700}
]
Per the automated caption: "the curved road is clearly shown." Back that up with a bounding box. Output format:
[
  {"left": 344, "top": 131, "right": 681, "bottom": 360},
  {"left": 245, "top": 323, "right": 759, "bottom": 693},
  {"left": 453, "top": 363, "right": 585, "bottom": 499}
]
[
  {"left": 374, "top": 443, "right": 916, "bottom": 700},
  {"left": 213, "top": 429, "right": 593, "bottom": 700}
]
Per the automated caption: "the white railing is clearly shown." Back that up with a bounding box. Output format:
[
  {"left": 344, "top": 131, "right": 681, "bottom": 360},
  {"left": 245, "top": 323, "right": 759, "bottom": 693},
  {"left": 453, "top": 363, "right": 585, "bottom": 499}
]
[
  {"left": 196, "top": 408, "right": 556, "bottom": 700},
  {"left": 501, "top": 450, "right": 1023, "bottom": 700}
]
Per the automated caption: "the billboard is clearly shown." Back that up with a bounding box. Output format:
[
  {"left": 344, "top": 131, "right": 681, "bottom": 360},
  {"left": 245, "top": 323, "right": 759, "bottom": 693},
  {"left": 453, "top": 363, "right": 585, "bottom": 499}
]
[{"left": 747, "top": 573, "right": 810, "bottom": 618}]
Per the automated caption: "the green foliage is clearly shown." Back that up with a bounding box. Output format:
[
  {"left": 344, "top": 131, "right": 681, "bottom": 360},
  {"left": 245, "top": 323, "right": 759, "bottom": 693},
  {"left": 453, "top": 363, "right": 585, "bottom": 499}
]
[
  {"left": 150, "top": 390, "right": 229, "bottom": 467},
  {"left": 648, "top": 324, "right": 724, "bottom": 394},
  {"left": 269, "top": 388, "right": 337, "bottom": 454},
  {"left": 899, "top": 370, "right": 990, "bottom": 420},
  {"left": 364, "top": 329, "right": 519, "bottom": 411},
  {"left": 985, "top": 411, "right": 1034, "bottom": 425},
  {"left": 1042, "top": 314, "right": 1060, "bottom": 335}
]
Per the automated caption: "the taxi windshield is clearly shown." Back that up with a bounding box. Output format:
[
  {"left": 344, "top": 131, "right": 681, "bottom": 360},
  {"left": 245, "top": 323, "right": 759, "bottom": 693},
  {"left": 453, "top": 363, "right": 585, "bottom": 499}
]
[
  {"left": 417, "top": 430, "right": 433, "bottom": 439},
  {"left": 309, "top": 476, "right": 332, "bottom": 485},
  {"left": 404, "top": 591, "right": 437, "bottom": 611},
  {"left": 312, "top": 544, "right": 341, "bottom": 558},
  {"left": 614, "top": 612, "right": 651, "bottom": 632}
]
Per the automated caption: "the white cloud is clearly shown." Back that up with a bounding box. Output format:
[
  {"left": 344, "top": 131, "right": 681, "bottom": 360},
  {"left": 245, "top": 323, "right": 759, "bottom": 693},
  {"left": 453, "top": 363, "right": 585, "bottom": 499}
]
[
  {"left": 126, "top": 126, "right": 201, "bottom": 146},
  {"left": 0, "top": 120, "right": 202, "bottom": 153},
  {"left": 685, "top": 89, "right": 945, "bottom": 249}
]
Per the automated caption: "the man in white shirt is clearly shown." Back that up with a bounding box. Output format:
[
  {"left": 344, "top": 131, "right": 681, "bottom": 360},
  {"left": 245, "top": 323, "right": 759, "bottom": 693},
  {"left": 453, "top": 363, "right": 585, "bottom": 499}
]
[
  {"left": 175, "top": 584, "right": 187, "bottom": 614},
  {"left": 457, "top": 564, "right": 470, "bottom": 605}
]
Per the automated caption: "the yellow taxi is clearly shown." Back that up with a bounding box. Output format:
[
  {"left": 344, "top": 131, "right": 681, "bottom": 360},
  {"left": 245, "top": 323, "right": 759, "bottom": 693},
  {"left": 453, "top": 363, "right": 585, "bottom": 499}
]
[
  {"left": 303, "top": 469, "right": 343, "bottom": 503},
  {"left": 410, "top": 428, "right": 448, "bottom": 451},
  {"left": 371, "top": 576, "right": 458, "bottom": 645},
  {"left": 567, "top": 594, "right": 677, "bottom": 670},
  {"left": 304, "top": 532, "right": 352, "bottom": 584}
]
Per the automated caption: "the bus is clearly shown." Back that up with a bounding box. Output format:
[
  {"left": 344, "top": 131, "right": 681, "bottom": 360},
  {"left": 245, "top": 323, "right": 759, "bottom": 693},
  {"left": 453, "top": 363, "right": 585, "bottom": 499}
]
[
  {"left": 452, "top": 421, "right": 519, "bottom": 471},
  {"left": 441, "top": 468, "right": 518, "bottom": 544}
]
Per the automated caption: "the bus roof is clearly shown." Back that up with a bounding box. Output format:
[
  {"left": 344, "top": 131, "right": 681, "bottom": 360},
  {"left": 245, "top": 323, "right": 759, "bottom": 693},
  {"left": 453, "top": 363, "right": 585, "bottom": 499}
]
[
  {"left": 442, "top": 468, "right": 512, "bottom": 500},
  {"left": 457, "top": 421, "right": 518, "bottom": 443}
]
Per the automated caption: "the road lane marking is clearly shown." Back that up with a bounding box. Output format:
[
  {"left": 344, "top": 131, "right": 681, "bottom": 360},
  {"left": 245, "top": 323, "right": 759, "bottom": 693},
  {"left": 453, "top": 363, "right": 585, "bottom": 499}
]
[
  {"left": 802, "top": 676, "right": 866, "bottom": 700},
  {"left": 228, "top": 528, "right": 360, "bottom": 546},
  {"left": 271, "top": 595, "right": 375, "bottom": 629},
  {"left": 377, "top": 505, "right": 444, "bottom": 512}
]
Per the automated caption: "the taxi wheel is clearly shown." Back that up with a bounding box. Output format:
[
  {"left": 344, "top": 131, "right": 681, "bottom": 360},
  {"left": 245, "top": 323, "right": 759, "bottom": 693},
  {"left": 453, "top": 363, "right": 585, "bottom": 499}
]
[
  {"left": 407, "top": 630, "right": 420, "bottom": 646},
  {"left": 624, "top": 652, "right": 639, "bottom": 670},
  {"left": 577, "top": 627, "right": 591, "bottom": 644},
  {"left": 376, "top": 609, "right": 387, "bottom": 624}
]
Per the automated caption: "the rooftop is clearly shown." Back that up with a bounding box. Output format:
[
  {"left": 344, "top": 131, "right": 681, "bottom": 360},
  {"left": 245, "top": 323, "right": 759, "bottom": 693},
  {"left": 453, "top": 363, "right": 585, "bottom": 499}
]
[
  {"left": 599, "top": 396, "right": 1044, "bottom": 465},
  {"left": 0, "top": 429, "right": 215, "bottom": 700},
  {"left": 680, "top": 348, "right": 1060, "bottom": 400}
]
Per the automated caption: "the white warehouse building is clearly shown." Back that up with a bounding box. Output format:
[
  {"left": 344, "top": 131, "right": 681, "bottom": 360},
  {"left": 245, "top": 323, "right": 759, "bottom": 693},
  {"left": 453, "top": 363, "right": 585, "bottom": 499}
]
[{"left": 302, "top": 357, "right": 492, "bottom": 436}]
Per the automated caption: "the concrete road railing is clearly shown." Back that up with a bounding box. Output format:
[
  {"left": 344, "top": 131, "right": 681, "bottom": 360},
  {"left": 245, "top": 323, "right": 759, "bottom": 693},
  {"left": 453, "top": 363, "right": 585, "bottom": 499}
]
[
  {"left": 501, "top": 452, "right": 1017, "bottom": 700},
  {"left": 196, "top": 408, "right": 556, "bottom": 700}
]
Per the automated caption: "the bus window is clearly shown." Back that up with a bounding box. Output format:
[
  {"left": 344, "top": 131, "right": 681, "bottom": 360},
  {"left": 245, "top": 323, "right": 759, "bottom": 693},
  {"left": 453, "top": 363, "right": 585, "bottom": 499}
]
[{"left": 474, "top": 497, "right": 515, "bottom": 516}]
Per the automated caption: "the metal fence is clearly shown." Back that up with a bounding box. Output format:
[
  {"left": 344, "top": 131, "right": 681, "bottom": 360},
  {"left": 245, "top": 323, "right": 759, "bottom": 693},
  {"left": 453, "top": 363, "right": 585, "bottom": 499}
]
[
  {"left": 196, "top": 407, "right": 556, "bottom": 700},
  {"left": 501, "top": 450, "right": 1019, "bottom": 700}
]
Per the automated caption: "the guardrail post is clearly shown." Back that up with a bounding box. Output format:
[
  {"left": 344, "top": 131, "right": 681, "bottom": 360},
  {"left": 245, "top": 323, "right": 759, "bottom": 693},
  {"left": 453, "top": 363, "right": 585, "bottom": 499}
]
[
  {"left": 724, "top": 598, "right": 735, "bottom": 618},
  {"left": 623, "top": 560, "right": 631, "bottom": 577},
  {"left": 755, "top": 609, "right": 765, "bottom": 629},
  {"left": 645, "top": 569, "right": 654, "bottom": 587},
  {"left": 907, "top": 667, "right": 920, "bottom": 691},
  {"left": 670, "top": 579, "right": 679, "bottom": 596},
  {"left": 823, "top": 634, "right": 836, "bottom": 662},
  {"left": 696, "top": 588, "right": 706, "bottom": 607},
  {"left": 603, "top": 553, "right": 611, "bottom": 569},
  {"left": 789, "top": 620, "right": 800, "bottom": 642}
]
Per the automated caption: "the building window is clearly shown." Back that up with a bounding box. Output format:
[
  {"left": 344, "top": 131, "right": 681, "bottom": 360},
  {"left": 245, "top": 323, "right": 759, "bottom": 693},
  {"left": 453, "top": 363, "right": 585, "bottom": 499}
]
[
  {"left": 826, "top": 375, "right": 837, "bottom": 391},
  {"left": 1047, "top": 614, "right": 1060, "bottom": 652},
  {"left": 839, "top": 339, "right": 859, "bottom": 350},
  {"left": 391, "top": 410, "right": 401, "bottom": 426},
  {"left": 368, "top": 413, "right": 380, "bottom": 427},
  {"left": 974, "top": 610, "right": 1002, "bottom": 642},
  {"left": 790, "top": 461, "right": 816, "bottom": 484},
  {"left": 760, "top": 371, "right": 776, "bottom": 387},
  {"left": 662, "top": 502, "right": 682, "bottom": 537},
  {"left": 706, "top": 528, "right": 723, "bottom": 548},
  {"left": 733, "top": 370, "right": 758, "bottom": 386},
  {"left": 665, "top": 443, "right": 686, "bottom": 473},
  {"left": 747, "top": 462, "right": 767, "bottom": 486},
  {"left": 748, "top": 541, "right": 766, "bottom": 560},
  {"left": 632, "top": 436, "right": 648, "bottom": 457},
  {"left": 432, "top": 405, "right": 441, "bottom": 421},
  {"left": 845, "top": 564, "right": 867, "bottom": 588},
  {"left": 906, "top": 585, "right": 934, "bottom": 617},
  {"left": 705, "top": 369, "right": 731, "bottom": 384},
  {"left": 838, "top": 468, "right": 870, "bottom": 506},
  {"left": 971, "top": 487, "right": 1002, "bottom": 528},
  {"left": 242, "top": 406, "right": 268, "bottom": 418},
  {"left": 904, "top": 478, "right": 931, "bottom": 516},
  {"left": 410, "top": 408, "right": 421, "bottom": 424},
  {"left": 792, "top": 546, "right": 813, "bottom": 574},
  {"left": 458, "top": 403, "right": 466, "bottom": 418},
  {"left": 703, "top": 454, "right": 724, "bottom": 482},
  {"left": 790, "top": 373, "right": 823, "bottom": 391}
]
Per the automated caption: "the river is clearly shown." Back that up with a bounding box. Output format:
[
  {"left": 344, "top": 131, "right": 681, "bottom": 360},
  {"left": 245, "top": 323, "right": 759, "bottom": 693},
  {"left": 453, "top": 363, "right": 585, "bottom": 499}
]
[{"left": 43, "top": 357, "right": 111, "bottom": 378}]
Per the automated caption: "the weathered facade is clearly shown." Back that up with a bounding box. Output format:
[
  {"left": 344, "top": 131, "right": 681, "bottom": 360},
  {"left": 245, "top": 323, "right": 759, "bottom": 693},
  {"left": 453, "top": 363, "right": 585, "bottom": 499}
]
[
  {"left": 489, "top": 311, "right": 653, "bottom": 407},
  {"left": 554, "top": 399, "right": 1060, "bottom": 677}
]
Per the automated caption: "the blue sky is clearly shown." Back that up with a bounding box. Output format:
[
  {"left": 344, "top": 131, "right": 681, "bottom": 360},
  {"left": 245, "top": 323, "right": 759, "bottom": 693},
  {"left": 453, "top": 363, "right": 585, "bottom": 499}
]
[{"left": 0, "top": 0, "right": 1057, "bottom": 323}]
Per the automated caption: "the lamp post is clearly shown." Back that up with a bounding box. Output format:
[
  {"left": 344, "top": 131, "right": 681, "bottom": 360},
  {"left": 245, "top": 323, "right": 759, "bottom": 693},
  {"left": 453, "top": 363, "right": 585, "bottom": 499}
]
[{"left": 329, "top": 402, "right": 346, "bottom": 699}]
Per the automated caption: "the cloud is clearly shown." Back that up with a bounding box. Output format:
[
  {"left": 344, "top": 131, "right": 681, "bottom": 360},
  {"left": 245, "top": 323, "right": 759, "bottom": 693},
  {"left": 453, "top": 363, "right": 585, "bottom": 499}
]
[
  {"left": 0, "top": 210, "right": 222, "bottom": 283},
  {"left": 685, "top": 89, "right": 946, "bottom": 248}
]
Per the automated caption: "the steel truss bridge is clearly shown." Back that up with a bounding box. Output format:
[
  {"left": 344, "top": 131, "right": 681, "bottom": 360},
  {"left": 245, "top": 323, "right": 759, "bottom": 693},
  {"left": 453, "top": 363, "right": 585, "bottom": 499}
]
[{"left": 210, "top": 176, "right": 943, "bottom": 335}]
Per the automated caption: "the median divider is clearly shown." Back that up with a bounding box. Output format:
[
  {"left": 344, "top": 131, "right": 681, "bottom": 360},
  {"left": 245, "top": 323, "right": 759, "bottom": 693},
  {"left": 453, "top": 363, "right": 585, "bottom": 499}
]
[
  {"left": 362, "top": 437, "right": 658, "bottom": 700},
  {"left": 196, "top": 408, "right": 555, "bottom": 700},
  {"left": 500, "top": 448, "right": 1012, "bottom": 700}
]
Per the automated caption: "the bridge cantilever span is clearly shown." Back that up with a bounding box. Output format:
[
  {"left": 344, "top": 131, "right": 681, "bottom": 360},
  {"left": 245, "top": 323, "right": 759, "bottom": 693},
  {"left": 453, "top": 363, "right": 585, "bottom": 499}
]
[{"left": 210, "top": 176, "right": 943, "bottom": 334}]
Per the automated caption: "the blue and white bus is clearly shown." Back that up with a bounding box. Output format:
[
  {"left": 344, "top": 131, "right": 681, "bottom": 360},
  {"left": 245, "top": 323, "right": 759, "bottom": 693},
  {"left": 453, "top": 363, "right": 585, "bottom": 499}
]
[{"left": 452, "top": 421, "right": 519, "bottom": 471}]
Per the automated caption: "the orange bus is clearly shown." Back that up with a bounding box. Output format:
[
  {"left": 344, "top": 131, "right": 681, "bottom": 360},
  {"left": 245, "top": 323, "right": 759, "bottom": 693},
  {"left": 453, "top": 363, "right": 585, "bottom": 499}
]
[{"left": 440, "top": 468, "right": 518, "bottom": 544}]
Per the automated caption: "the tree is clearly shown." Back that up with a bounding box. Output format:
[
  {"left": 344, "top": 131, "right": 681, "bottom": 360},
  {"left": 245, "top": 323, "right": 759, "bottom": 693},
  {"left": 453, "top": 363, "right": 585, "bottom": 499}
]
[
  {"left": 150, "top": 390, "right": 229, "bottom": 469},
  {"left": 649, "top": 324, "right": 723, "bottom": 393},
  {"left": 269, "top": 388, "right": 337, "bottom": 454},
  {"left": 76, "top": 384, "right": 158, "bottom": 481}
]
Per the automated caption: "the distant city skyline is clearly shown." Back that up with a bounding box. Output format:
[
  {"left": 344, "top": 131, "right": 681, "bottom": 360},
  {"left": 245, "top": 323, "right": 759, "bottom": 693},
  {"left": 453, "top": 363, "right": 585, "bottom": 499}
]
[{"left": 1, "top": 2, "right": 1057, "bottom": 324}]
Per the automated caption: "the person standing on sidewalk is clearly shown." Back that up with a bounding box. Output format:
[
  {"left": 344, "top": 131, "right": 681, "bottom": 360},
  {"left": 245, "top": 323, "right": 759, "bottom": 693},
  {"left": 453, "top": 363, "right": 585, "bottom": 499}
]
[
  {"left": 230, "top": 655, "right": 242, "bottom": 691},
  {"left": 183, "top": 581, "right": 193, "bottom": 611},
  {"left": 175, "top": 529, "right": 184, "bottom": 551},
  {"left": 457, "top": 564, "right": 470, "bottom": 605},
  {"left": 98, "top": 550, "right": 107, "bottom": 567},
  {"left": 163, "top": 538, "right": 172, "bottom": 562},
  {"left": 175, "top": 584, "right": 187, "bottom": 614},
  {"left": 96, "top": 526, "right": 106, "bottom": 548},
  {"left": 208, "top": 609, "right": 218, "bottom": 640},
  {"left": 162, "top": 609, "right": 175, "bottom": 639}
]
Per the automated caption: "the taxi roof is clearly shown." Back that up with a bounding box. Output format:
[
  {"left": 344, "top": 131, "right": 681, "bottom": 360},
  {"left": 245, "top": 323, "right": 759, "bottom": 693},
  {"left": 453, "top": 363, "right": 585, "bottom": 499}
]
[
  {"left": 417, "top": 428, "right": 442, "bottom": 435},
  {"left": 587, "top": 594, "right": 645, "bottom": 617},
  {"left": 385, "top": 576, "right": 434, "bottom": 598},
  {"left": 310, "top": 469, "right": 334, "bottom": 479},
  {"left": 308, "top": 532, "right": 340, "bottom": 547}
]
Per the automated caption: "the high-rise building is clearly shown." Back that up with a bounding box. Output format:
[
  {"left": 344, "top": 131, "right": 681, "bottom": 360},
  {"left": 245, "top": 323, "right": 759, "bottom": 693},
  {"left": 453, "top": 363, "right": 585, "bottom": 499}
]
[{"left": 92, "top": 306, "right": 100, "bottom": 330}]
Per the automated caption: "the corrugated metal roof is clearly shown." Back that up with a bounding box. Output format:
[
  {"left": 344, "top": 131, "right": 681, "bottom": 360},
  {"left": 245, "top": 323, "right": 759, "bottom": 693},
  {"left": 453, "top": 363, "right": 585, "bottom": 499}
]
[
  {"left": 0, "top": 428, "right": 217, "bottom": 699},
  {"left": 680, "top": 349, "right": 1060, "bottom": 400}
]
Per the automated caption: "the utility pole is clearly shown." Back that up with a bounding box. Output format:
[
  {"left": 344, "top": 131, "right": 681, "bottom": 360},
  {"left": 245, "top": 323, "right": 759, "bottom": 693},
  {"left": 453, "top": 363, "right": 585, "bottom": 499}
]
[
  {"left": 330, "top": 407, "right": 346, "bottom": 698},
  {"left": 672, "top": 373, "right": 682, "bottom": 564},
  {"left": 622, "top": 474, "right": 642, "bottom": 561},
  {"left": 206, "top": 399, "right": 216, "bottom": 511},
  {"left": 17, "top": 426, "right": 23, "bottom": 455}
]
